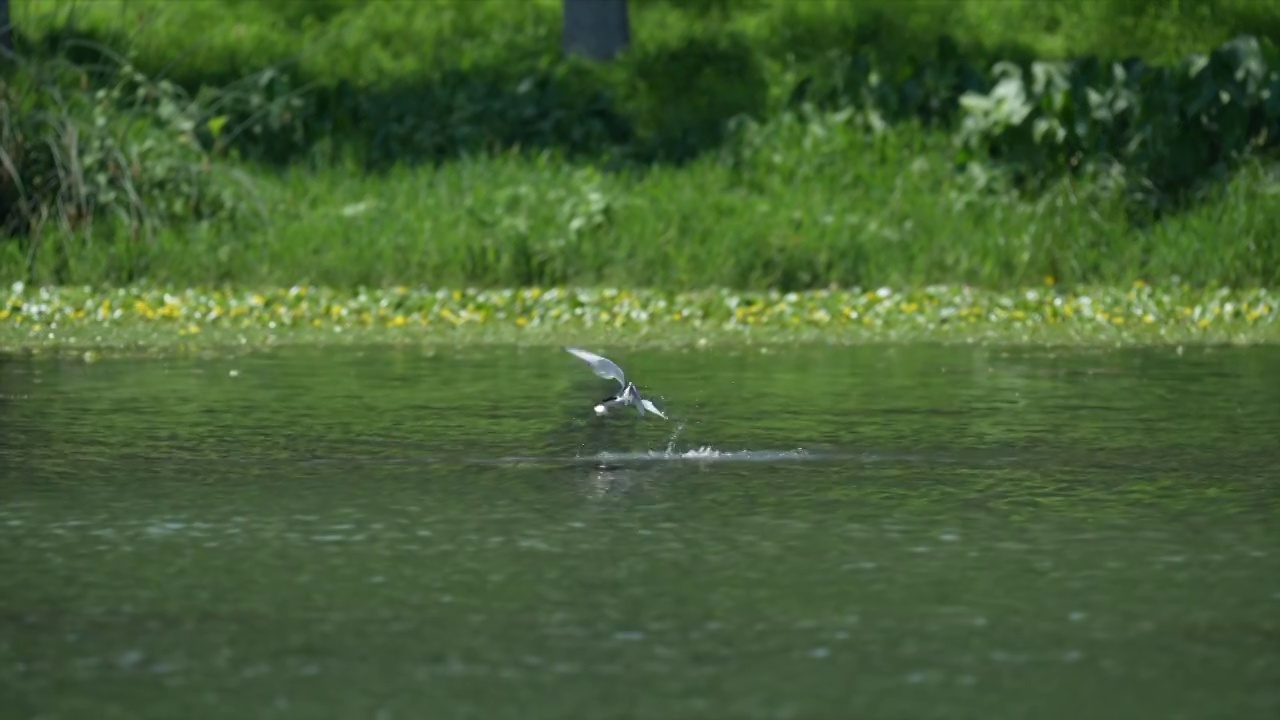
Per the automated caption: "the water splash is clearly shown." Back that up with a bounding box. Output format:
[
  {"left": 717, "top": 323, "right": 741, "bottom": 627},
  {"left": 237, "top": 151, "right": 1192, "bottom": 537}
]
[
  {"left": 593, "top": 446, "right": 813, "bottom": 463},
  {"left": 665, "top": 421, "right": 688, "bottom": 455}
]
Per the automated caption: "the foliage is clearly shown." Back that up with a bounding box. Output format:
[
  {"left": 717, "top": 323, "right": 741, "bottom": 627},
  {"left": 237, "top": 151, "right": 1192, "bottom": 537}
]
[
  {"left": 12, "top": 0, "right": 1278, "bottom": 174},
  {"left": 956, "top": 36, "right": 1280, "bottom": 214},
  {"left": 4, "top": 123, "right": 1276, "bottom": 291},
  {"left": 0, "top": 52, "right": 260, "bottom": 282},
  {"left": 4, "top": 281, "right": 1278, "bottom": 352},
  {"left": 0, "top": 0, "right": 1278, "bottom": 291}
]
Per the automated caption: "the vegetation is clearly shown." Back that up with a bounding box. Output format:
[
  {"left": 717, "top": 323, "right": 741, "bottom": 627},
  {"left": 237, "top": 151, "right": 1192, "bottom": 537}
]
[
  {"left": 0, "top": 0, "right": 1278, "bottom": 292},
  {"left": 4, "top": 280, "right": 1277, "bottom": 353}
]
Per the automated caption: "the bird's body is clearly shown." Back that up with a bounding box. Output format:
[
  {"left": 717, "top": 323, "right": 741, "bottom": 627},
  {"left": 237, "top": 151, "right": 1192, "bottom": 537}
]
[{"left": 564, "top": 347, "right": 668, "bottom": 419}]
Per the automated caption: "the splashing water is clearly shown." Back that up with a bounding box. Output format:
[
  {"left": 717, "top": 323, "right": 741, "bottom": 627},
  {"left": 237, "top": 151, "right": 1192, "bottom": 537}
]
[
  {"left": 577, "top": 418, "right": 815, "bottom": 464},
  {"left": 593, "top": 446, "right": 812, "bottom": 463},
  {"left": 665, "top": 421, "right": 688, "bottom": 454}
]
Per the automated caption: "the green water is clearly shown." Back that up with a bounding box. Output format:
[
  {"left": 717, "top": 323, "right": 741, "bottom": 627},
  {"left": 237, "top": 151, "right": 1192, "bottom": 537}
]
[{"left": 2, "top": 344, "right": 1278, "bottom": 719}]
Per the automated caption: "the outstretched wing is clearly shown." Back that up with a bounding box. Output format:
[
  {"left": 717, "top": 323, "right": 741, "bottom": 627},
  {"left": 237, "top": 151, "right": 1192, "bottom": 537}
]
[
  {"left": 639, "top": 398, "right": 668, "bottom": 420},
  {"left": 564, "top": 347, "right": 626, "bottom": 389}
]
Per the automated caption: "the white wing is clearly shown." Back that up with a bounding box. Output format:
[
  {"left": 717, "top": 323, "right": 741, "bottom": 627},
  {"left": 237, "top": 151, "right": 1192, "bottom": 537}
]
[
  {"left": 639, "top": 398, "right": 668, "bottom": 420},
  {"left": 564, "top": 347, "right": 626, "bottom": 389}
]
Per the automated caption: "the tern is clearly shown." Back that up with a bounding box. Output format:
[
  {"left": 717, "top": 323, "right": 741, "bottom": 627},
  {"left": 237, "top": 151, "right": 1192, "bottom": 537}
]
[{"left": 564, "top": 347, "right": 668, "bottom": 419}]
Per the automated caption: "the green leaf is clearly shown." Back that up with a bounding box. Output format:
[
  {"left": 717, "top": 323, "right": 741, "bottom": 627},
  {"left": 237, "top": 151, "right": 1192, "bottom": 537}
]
[{"left": 207, "top": 115, "right": 230, "bottom": 139}]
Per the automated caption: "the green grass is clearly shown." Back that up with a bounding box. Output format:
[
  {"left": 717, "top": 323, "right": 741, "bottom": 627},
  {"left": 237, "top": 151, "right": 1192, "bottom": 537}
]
[
  {"left": 5, "top": 119, "right": 1278, "bottom": 291},
  {"left": 3, "top": 0, "right": 1279, "bottom": 292}
]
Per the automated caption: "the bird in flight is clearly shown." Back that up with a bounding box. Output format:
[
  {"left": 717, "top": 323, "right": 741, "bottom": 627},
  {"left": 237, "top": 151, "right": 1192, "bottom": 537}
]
[{"left": 564, "top": 346, "right": 668, "bottom": 419}]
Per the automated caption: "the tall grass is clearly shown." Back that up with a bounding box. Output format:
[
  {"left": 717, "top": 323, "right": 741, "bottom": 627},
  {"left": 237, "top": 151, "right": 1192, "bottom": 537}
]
[
  {"left": 6, "top": 111, "right": 1276, "bottom": 291},
  {"left": 1, "top": 0, "right": 1278, "bottom": 290}
]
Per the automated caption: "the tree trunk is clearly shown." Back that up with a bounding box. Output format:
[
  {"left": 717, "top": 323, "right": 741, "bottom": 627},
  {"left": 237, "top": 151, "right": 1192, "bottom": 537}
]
[
  {"left": 562, "top": 0, "right": 630, "bottom": 61},
  {"left": 0, "top": 0, "right": 12, "bottom": 55}
]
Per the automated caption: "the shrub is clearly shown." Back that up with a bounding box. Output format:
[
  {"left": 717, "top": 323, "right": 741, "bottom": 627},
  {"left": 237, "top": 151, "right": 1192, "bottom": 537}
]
[
  {"left": 0, "top": 50, "right": 261, "bottom": 280},
  {"left": 955, "top": 36, "right": 1280, "bottom": 214}
]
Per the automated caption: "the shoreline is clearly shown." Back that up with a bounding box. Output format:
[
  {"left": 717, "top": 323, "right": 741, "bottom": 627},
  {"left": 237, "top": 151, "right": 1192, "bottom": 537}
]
[{"left": 3, "top": 283, "right": 1276, "bottom": 356}]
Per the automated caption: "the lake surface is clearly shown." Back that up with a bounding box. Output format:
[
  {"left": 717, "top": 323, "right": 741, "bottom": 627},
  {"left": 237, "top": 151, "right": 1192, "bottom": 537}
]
[{"left": 2, "top": 343, "right": 1278, "bottom": 719}]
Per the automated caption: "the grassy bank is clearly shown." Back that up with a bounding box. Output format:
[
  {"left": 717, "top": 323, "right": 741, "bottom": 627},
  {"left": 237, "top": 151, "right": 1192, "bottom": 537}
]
[
  {"left": 3, "top": 282, "right": 1277, "bottom": 355},
  {"left": 2, "top": 1, "right": 1279, "bottom": 291},
  {"left": 6, "top": 136, "right": 1278, "bottom": 292}
]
